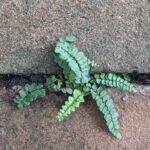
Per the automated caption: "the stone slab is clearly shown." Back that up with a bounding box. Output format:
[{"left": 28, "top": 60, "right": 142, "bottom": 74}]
[
  {"left": 0, "top": 0, "right": 150, "bottom": 74},
  {"left": 0, "top": 84, "right": 150, "bottom": 149}
]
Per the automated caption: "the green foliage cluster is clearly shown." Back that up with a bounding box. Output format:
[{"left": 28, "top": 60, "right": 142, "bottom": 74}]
[
  {"left": 14, "top": 36, "right": 137, "bottom": 139},
  {"left": 57, "top": 89, "right": 84, "bottom": 121},
  {"left": 54, "top": 36, "right": 91, "bottom": 84},
  {"left": 14, "top": 83, "right": 46, "bottom": 109}
]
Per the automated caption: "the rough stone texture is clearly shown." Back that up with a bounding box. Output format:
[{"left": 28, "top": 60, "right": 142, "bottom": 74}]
[
  {"left": 0, "top": 84, "right": 150, "bottom": 149},
  {"left": 0, "top": 0, "right": 150, "bottom": 74}
]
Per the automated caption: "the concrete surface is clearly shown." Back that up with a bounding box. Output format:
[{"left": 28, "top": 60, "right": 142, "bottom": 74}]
[
  {"left": 0, "top": 84, "right": 150, "bottom": 149},
  {"left": 0, "top": 0, "right": 150, "bottom": 74}
]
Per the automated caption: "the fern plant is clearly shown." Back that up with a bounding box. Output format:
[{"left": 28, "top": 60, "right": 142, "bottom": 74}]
[{"left": 14, "top": 36, "right": 137, "bottom": 139}]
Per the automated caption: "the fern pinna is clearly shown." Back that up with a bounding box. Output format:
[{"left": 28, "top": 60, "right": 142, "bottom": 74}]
[{"left": 14, "top": 36, "right": 137, "bottom": 139}]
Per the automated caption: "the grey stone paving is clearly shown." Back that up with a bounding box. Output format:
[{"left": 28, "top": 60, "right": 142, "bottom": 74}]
[{"left": 0, "top": 0, "right": 150, "bottom": 74}]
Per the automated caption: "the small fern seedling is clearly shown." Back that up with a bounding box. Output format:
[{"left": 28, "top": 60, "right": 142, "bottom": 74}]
[{"left": 14, "top": 36, "right": 137, "bottom": 139}]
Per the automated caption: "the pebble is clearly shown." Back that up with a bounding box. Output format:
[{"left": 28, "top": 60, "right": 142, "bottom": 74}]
[{"left": 121, "top": 93, "right": 129, "bottom": 101}]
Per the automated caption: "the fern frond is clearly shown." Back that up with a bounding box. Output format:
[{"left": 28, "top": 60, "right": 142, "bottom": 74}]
[
  {"left": 56, "top": 89, "right": 84, "bottom": 121},
  {"left": 54, "top": 53, "right": 74, "bottom": 82},
  {"left": 93, "top": 73, "right": 137, "bottom": 92},
  {"left": 90, "top": 84, "right": 122, "bottom": 139},
  {"left": 54, "top": 36, "right": 90, "bottom": 84},
  {"left": 60, "top": 88, "right": 73, "bottom": 95},
  {"left": 88, "top": 59, "right": 100, "bottom": 68},
  {"left": 46, "top": 75, "right": 74, "bottom": 94},
  {"left": 46, "top": 75, "right": 63, "bottom": 91},
  {"left": 83, "top": 83, "right": 92, "bottom": 94},
  {"left": 14, "top": 83, "right": 46, "bottom": 109}
]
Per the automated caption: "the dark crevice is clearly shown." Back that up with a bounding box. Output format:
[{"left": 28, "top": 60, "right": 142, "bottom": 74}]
[
  {"left": 129, "top": 71, "right": 150, "bottom": 85},
  {"left": 0, "top": 72, "right": 149, "bottom": 89},
  {"left": 0, "top": 74, "right": 50, "bottom": 88}
]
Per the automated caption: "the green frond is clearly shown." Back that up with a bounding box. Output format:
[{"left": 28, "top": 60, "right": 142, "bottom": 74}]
[
  {"left": 46, "top": 75, "right": 74, "bottom": 94},
  {"left": 83, "top": 83, "right": 92, "bottom": 93},
  {"left": 93, "top": 73, "right": 137, "bottom": 92},
  {"left": 88, "top": 59, "right": 100, "bottom": 68},
  {"left": 90, "top": 84, "right": 122, "bottom": 139},
  {"left": 56, "top": 89, "right": 85, "bottom": 121},
  {"left": 54, "top": 36, "right": 90, "bottom": 84},
  {"left": 14, "top": 83, "right": 46, "bottom": 109},
  {"left": 65, "top": 36, "right": 78, "bottom": 42},
  {"left": 46, "top": 75, "right": 63, "bottom": 91},
  {"left": 61, "top": 88, "right": 73, "bottom": 95}
]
